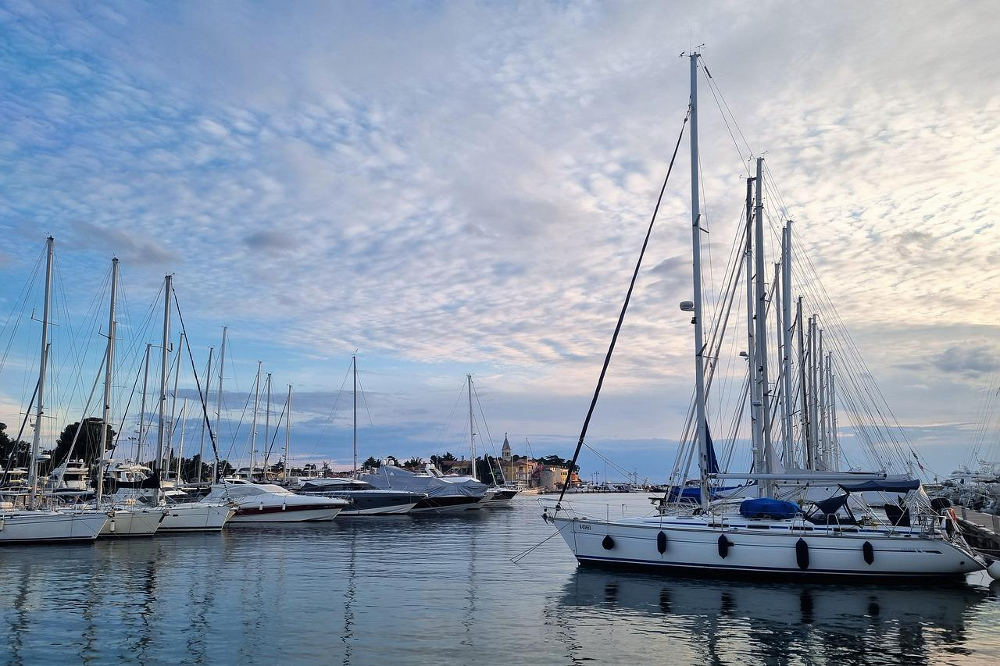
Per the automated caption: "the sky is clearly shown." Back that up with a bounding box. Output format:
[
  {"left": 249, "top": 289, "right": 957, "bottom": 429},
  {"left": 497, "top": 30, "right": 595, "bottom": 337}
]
[{"left": 1, "top": 1, "right": 999, "bottom": 482}]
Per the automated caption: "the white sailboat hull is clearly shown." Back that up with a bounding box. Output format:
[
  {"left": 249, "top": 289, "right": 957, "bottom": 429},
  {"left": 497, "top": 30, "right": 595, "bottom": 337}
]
[
  {"left": 552, "top": 515, "right": 983, "bottom": 579},
  {"left": 159, "top": 503, "right": 234, "bottom": 532},
  {"left": 101, "top": 507, "right": 165, "bottom": 537},
  {"left": 0, "top": 510, "right": 110, "bottom": 544}
]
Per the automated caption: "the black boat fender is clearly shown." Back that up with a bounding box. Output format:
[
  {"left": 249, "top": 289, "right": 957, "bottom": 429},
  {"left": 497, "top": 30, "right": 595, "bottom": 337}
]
[
  {"left": 718, "top": 534, "right": 732, "bottom": 558},
  {"left": 602, "top": 535, "right": 615, "bottom": 550},
  {"left": 796, "top": 538, "right": 809, "bottom": 570},
  {"left": 863, "top": 541, "right": 875, "bottom": 565},
  {"left": 657, "top": 531, "right": 667, "bottom": 554}
]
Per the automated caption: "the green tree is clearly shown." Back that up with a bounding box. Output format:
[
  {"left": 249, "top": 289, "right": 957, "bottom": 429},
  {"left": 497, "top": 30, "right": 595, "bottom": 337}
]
[
  {"left": 0, "top": 422, "right": 30, "bottom": 469},
  {"left": 362, "top": 456, "right": 381, "bottom": 470},
  {"left": 50, "top": 418, "right": 115, "bottom": 470},
  {"left": 403, "top": 456, "right": 423, "bottom": 470}
]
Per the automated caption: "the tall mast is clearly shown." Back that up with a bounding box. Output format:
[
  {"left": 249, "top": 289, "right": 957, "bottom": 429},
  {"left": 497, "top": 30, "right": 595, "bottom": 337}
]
[
  {"left": 213, "top": 326, "right": 227, "bottom": 483},
  {"left": 198, "top": 346, "right": 214, "bottom": 483},
  {"left": 774, "top": 260, "right": 785, "bottom": 469},
  {"left": 97, "top": 256, "right": 118, "bottom": 505},
  {"left": 818, "top": 327, "right": 827, "bottom": 469},
  {"left": 28, "top": 236, "right": 54, "bottom": 509},
  {"left": 284, "top": 384, "right": 292, "bottom": 484},
  {"left": 138, "top": 343, "right": 151, "bottom": 464},
  {"left": 177, "top": 398, "right": 188, "bottom": 483},
  {"left": 743, "top": 177, "right": 761, "bottom": 483},
  {"left": 688, "top": 53, "right": 711, "bottom": 511},
  {"left": 264, "top": 372, "right": 272, "bottom": 478},
  {"left": 352, "top": 355, "right": 358, "bottom": 476},
  {"left": 468, "top": 373, "right": 476, "bottom": 481},
  {"left": 250, "top": 361, "right": 261, "bottom": 480},
  {"left": 796, "top": 299, "right": 811, "bottom": 470},
  {"left": 808, "top": 315, "right": 819, "bottom": 469},
  {"left": 752, "top": 157, "right": 773, "bottom": 496},
  {"left": 156, "top": 274, "right": 172, "bottom": 500},
  {"left": 828, "top": 354, "right": 839, "bottom": 472},
  {"left": 780, "top": 223, "right": 795, "bottom": 469},
  {"left": 167, "top": 331, "right": 183, "bottom": 480}
]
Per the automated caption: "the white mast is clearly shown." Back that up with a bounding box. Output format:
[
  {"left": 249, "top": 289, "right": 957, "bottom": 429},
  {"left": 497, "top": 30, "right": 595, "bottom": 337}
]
[
  {"left": 744, "top": 177, "right": 762, "bottom": 484},
  {"left": 197, "top": 346, "right": 213, "bottom": 483},
  {"left": 284, "top": 384, "right": 292, "bottom": 484},
  {"left": 774, "top": 260, "right": 786, "bottom": 469},
  {"left": 138, "top": 343, "right": 151, "bottom": 463},
  {"left": 828, "top": 354, "right": 840, "bottom": 472},
  {"left": 96, "top": 256, "right": 118, "bottom": 506},
  {"left": 212, "top": 326, "right": 227, "bottom": 483},
  {"left": 177, "top": 397, "right": 188, "bottom": 484},
  {"left": 753, "top": 157, "right": 773, "bottom": 496},
  {"left": 167, "top": 331, "right": 183, "bottom": 482},
  {"left": 781, "top": 223, "right": 795, "bottom": 469},
  {"left": 688, "top": 53, "right": 711, "bottom": 511},
  {"left": 28, "top": 236, "right": 54, "bottom": 510},
  {"left": 818, "top": 328, "right": 827, "bottom": 469},
  {"left": 352, "top": 355, "right": 358, "bottom": 476},
  {"left": 264, "top": 372, "right": 272, "bottom": 477},
  {"left": 250, "top": 361, "right": 261, "bottom": 480},
  {"left": 796, "top": 299, "right": 810, "bottom": 469},
  {"left": 808, "top": 315, "right": 820, "bottom": 469},
  {"left": 468, "top": 373, "right": 477, "bottom": 481},
  {"left": 156, "top": 274, "right": 172, "bottom": 500}
]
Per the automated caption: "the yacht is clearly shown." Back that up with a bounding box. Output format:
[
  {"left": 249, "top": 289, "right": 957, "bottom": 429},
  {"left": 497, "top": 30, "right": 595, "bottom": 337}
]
[
  {"left": 360, "top": 465, "right": 487, "bottom": 513},
  {"left": 297, "top": 478, "right": 424, "bottom": 515},
  {"left": 202, "top": 479, "right": 347, "bottom": 522},
  {"left": 0, "top": 506, "right": 110, "bottom": 544},
  {"left": 547, "top": 54, "right": 986, "bottom": 580}
]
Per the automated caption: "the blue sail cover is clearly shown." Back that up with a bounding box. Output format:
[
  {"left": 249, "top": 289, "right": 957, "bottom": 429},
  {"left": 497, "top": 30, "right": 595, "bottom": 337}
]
[
  {"left": 739, "top": 497, "right": 801, "bottom": 519},
  {"left": 840, "top": 479, "right": 920, "bottom": 493},
  {"left": 706, "top": 423, "right": 719, "bottom": 474}
]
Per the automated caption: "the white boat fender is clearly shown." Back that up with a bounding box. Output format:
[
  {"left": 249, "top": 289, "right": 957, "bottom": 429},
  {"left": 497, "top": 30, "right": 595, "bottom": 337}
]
[
  {"left": 863, "top": 541, "right": 875, "bottom": 565},
  {"left": 718, "top": 535, "right": 732, "bottom": 559},
  {"left": 796, "top": 538, "right": 809, "bottom": 570},
  {"left": 988, "top": 559, "right": 1000, "bottom": 581},
  {"left": 602, "top": 535, "right": 615, "bottom": 550},
  {"left": 656, "top": 531, "right": 667, "bottom": 554}
]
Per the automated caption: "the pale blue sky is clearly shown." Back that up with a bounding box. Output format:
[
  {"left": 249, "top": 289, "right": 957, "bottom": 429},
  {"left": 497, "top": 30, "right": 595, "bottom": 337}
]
[{"left": 1, "top": 1, "right": 999, "bottom": 480}]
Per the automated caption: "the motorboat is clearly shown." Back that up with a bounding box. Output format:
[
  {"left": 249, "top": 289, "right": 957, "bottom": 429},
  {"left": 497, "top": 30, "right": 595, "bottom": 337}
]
[
  {"left": 203, "top": 479, "right": 347, "bottom": 522},
  {"left": 297, "top": 478, "right": 424, "bottom": 515},
  {"left": 360, "top": 465, "right": 487, "bottom": 513}
]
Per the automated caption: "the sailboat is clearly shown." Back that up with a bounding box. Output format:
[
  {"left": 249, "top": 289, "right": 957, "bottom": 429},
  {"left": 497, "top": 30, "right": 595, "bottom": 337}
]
[
  {"left": 298, "top": 355, "right": 426, "bottom": 515},
  {"left": 0, "top": 237, "right": 110, "bottom": 544},
  {"left": 547, "top": 54, "right": 984, "bottom": 579}
]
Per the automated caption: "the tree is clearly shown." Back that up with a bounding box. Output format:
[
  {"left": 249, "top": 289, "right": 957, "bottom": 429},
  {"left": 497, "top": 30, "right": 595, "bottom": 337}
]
[
  {"left": 0, "top": 422, "right": 30, "bottom": 468},
  {"left": 362, "top": 456, "right": 381, "bottom": 470},
  {"left": 50, "top": 418, "right": 115, "bottom": 471},
  {"left": 538, "top": 454, "right": 580, "bottom": 473},
  {"left": 403, "top": 456, "right": 424, "bottom": 470},
  {"left": 441, "top": 451, "right": 456, "bottom": 461}
]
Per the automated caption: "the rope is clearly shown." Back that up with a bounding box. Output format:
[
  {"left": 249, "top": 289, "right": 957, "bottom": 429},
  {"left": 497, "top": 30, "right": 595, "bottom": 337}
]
[{"left": 555, "top": 107, "right": 690, "bottom": 511}]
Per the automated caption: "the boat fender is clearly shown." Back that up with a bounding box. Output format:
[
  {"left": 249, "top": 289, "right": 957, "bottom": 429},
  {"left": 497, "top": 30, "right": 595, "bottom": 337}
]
[
  {"left": 945, "top": 517, "right": 955, "bottom": 539},
  {"left": 602, "top": 535, "right": 615, "bottom": 550},
  {"left": 657, "top": 531, "right": 667, "bottom": 555},
  {"left": 862, "top": 541, "right": 874, "bottom": 565},
  {"left": 795, "top": 538, "right": 809, "bottom": 570},
  {"left": 718, "top": 534, "right": 732, "bottom": 559},
  {"left": 988, "top": 559, "right": 1000, "bottom": 581}
]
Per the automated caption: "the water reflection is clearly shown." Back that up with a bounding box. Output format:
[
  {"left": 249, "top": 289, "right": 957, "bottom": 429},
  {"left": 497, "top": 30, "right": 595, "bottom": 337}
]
[{"left": 555, "top": 567, "right": 992, "bottom": 664}]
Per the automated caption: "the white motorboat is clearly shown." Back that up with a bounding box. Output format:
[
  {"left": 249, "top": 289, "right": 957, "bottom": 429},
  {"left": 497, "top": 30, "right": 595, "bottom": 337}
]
[
  {"left": 547, "top": 54, "right": 986, "bottom": 580},
  {"left": 203, "top": 479, "right": 347, "bottom": 522}
]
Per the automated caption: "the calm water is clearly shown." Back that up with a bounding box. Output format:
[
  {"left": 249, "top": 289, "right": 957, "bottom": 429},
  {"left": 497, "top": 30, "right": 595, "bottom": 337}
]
[{"left": 1, "top": 493, "right": 999, "bottom": 665}]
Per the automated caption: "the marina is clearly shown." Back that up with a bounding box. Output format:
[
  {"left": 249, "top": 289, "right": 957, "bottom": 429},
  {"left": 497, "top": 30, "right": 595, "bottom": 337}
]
[{"left": 3, "top": 2, "right": 1000, "bottom": 664}]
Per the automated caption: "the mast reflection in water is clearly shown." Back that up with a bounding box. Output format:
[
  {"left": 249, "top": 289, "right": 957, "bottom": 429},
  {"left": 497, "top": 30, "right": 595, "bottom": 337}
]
[{"left": 0, "top": 495, "right": 996, "bottom": 665}]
